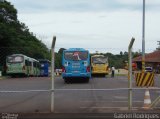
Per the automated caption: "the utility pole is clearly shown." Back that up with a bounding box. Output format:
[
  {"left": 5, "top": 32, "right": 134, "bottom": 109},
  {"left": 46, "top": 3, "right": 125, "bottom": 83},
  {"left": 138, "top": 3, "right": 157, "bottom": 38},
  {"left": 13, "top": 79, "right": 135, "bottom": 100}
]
[
  {"left": 128, "top": 37, "right": 135, "bottom": 110},
  {"left": 51, "top": 36, "right": 56, "bottom": 112},
  {"left": 142, "top": 0, "right": 145, "bottom": 72}
]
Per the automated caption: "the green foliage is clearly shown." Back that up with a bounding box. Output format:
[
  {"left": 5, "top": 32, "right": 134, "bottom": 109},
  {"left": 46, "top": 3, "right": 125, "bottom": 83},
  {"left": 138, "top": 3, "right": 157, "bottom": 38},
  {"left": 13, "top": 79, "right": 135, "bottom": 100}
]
[
  {"left": 104, "top": 53, "right": 126, "bottom": 68},
  {"left": 55, "top": 48, "right": 66, "bottom": 69},
  {"left": 0, "top": 0, "right": 50, "bottom": 67}
]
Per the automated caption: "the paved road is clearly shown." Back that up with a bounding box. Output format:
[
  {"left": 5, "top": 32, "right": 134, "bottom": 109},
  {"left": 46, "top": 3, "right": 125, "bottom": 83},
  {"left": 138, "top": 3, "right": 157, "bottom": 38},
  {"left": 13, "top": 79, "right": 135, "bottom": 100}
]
[{"left": 0, "top": 75, "right": 160, "bottom": 113}]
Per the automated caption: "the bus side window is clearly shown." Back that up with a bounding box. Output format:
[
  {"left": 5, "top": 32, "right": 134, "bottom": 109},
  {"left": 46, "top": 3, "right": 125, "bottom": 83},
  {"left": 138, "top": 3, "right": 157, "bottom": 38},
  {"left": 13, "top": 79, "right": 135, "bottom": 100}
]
[
  {"left": 25, "top": 60, "right": 31, "bottom": 66},
  {"left": 25, "top": 60, "right": 29, "bottom": 66},
  {"left": 29, "top": 61, "right": 31, "bottom": 66},
  {"left": 33, "top": 62, "right": 36, "bottom": 67}
]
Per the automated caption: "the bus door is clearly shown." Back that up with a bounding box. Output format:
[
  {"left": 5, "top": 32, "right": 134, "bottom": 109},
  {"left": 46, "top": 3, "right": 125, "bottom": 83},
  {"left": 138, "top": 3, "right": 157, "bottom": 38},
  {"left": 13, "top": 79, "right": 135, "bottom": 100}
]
[{"left": 25, "top": 59, "right": 30, "bottom": 75}]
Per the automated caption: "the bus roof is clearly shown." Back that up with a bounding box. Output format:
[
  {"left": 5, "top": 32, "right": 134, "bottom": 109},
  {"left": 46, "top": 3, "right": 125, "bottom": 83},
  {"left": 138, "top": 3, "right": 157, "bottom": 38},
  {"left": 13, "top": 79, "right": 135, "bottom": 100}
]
[
  {"left": 38, "top": 59, "right": 51, "bottom": 63},
  {"left": 64, "top": 48, "right": 88, "bottom": 52},
  {"left": 7, "top": 54, "right": 40, "bottom": 62},
  {"left": 7, "top": 54, "right": 30, "bottom": 59},
  {"left": 31, "top": 58, "right": 39, "bottom": 62},
  {"left": 91, "top": 55, "right": 106, "bottom": 57},
  {"left": 8, "top": 54, "right": 26, "bottom": 57}
]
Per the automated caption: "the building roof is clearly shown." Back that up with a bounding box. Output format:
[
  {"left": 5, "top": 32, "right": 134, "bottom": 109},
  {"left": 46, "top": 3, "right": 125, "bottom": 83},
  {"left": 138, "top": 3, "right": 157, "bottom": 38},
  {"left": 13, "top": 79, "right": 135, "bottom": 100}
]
[{"left": 133, "top": 50, "right": 160, "bottom": 63}]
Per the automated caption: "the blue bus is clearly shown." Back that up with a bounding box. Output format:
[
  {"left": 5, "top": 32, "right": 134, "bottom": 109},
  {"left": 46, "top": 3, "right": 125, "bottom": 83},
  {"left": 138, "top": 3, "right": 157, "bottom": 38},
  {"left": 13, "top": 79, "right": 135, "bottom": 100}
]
[
  {"left": 62, "top": 48, "right": 91, "bottom": 83},
  {"left": 39, "top": 59, "right": 51, "bottom": 77}
]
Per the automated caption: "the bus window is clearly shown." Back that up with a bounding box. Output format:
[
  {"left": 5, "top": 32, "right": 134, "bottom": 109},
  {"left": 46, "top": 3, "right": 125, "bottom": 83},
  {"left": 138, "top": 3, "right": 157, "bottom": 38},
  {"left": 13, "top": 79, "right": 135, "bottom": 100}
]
[
  {"left": 64, "top": 51, "right": 88, "bottom": 61},
  {"left": 7, "top": 56, "right": 24, "bottom": 63},
  {"left": 92, "top": 57, "right": 108, "bottom": 64}
]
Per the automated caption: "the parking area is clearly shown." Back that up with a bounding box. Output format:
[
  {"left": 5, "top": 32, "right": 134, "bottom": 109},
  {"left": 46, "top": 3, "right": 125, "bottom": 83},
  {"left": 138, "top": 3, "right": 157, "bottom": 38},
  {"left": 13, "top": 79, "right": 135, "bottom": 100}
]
[{"left": 0, "top": 74, "right": 160, "bottom": 113}]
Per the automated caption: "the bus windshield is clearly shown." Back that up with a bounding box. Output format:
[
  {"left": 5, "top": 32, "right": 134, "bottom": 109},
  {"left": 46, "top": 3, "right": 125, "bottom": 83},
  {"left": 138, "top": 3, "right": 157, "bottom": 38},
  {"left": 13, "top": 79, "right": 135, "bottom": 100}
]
[
  {"left": 92, "top": 57, "right": 108, "bottom": 64},
  {"left": 7, "top": 56, "right": 24, "bottom": 63},
  {"left": 64, "top": 51, "right": 88, "bottom": 61}
]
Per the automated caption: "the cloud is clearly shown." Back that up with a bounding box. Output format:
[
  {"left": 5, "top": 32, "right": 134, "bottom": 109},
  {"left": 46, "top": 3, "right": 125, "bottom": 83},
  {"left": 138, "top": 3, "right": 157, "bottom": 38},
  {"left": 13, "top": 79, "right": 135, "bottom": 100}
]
[
  {"left": 116, "top": 0, "right": 160, "bottom": 11},
  {"left": 116, "top": 0, "right": 160, "bottom": 6},
  {"left": 8, "top": 0, "right": 160, "bottom": 13},
  {"left": 116, "top": 0, "right": 140, "bottom": 5},
  {"left": 7, "top": 0, "right": 145, "bottom": 13},
  {"left": 6, "top": 0, "right": 160, "bottom": 54}
]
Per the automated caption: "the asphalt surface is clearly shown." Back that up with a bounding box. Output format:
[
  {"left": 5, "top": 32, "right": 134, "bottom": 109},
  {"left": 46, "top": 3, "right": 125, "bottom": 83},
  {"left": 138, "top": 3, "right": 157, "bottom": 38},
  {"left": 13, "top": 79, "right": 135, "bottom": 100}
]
[{"left": 0, "top": 74, "right": 160, "bottom": 114}]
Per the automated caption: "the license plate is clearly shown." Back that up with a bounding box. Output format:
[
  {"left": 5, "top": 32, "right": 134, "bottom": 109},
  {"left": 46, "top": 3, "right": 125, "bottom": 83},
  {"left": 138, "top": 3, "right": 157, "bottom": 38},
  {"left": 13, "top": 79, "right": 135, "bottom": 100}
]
[
  {"left": 73, "top": 71, "right": 79, "bottom": 73},
  {"left": 72, "top": 63, "right": 80, "bottom": 66},
  {"left": 72, "top": 66, "right": 80, "bottom": 68}
]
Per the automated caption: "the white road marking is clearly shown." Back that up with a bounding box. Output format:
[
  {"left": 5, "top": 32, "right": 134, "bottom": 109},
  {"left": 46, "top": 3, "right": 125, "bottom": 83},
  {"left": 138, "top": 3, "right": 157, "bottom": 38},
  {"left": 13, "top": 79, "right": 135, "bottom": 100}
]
[
  {"left": 114, "top": 96, "right": 127, "bottom": 99},
  {"left": 80, "top": 107, "right": 139, "bottom": 109},
  {"left": 80, "top": 107, "right": 126, "bottom": 109},
  {"left": 80, "top": 100, "right": 143, "bottom": 103},
  {"left": 112, "top": 101, "right": 143, "bottom": 103}
]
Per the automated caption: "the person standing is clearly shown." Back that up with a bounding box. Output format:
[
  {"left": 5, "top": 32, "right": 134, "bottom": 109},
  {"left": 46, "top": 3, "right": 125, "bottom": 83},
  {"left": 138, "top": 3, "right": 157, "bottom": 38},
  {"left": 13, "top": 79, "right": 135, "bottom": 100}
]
[{"left": 111, "top": 66, "right": 115, "bottom": 77}]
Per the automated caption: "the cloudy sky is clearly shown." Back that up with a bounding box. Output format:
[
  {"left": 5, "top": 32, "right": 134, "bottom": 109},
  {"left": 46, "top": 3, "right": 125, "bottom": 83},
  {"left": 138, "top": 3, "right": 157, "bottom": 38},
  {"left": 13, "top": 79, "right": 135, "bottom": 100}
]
[{"left": 7, "top": 0, "right": 160, "bottom": 54}]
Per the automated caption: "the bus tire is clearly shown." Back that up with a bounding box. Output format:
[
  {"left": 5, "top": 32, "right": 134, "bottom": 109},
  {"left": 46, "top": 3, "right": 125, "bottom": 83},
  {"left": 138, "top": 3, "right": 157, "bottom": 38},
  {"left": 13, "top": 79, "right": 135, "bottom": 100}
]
[
  {"left": 64, "top": 78, "right": 70, "bottom": 84},
  {"left": 86, "top": 78, "right": 89, "bottom": 83}
]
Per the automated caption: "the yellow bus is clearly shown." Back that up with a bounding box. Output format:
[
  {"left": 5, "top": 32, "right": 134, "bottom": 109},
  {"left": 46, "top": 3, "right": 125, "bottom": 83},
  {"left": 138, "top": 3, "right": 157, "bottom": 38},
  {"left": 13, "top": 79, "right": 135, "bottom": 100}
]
[{"left": 91, "top": 55, "right": 109, "bottom": 77}]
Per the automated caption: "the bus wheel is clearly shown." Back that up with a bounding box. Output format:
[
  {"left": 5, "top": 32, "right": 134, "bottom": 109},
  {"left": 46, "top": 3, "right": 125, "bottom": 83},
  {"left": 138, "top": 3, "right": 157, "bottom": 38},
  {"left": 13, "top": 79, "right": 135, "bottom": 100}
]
[
  {"left": 64, "top": 78, "right": 70, "bottom": 84},
  {"left": 86, "top": 78, "right": 89, "bottom": 83},
  {"left": 11, "top": 75, "right": 16, "bottom": 78}
]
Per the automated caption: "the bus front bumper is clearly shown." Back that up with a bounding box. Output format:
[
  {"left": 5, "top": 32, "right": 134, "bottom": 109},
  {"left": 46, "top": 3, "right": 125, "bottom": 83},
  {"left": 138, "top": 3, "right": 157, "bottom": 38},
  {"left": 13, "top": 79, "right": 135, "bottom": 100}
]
[
  {"left": 92, "top": 71, "right": 109, "bottom": 75},
  {"left": 62, "top": 72, "right": 91, "bottom": 78}
]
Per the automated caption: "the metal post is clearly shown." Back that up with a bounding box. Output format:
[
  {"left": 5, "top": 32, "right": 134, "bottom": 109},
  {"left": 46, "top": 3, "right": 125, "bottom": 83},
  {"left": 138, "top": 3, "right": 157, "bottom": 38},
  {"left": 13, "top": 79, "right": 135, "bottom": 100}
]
[
  {"left": 128, "top": 37, "right": 135, "bottom": 110},
  {"left": 142, "top": 0, "right": 145, "bottom": 72},
  {"left": 51, "top": 36, "right": 56, "bottom": 112}
]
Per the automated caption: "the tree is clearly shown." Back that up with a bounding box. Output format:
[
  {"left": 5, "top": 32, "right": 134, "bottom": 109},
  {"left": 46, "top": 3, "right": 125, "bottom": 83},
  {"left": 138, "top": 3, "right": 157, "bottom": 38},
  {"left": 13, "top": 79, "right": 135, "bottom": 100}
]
[
  {"left": 120, "top": 51, "right": 123, "bottom": 56},
  {"left": 55, "top": 48, "right": 66, "bottom": 69},
  {"left": 0, "top": 0, "right": 50, "bottom": 69},
  {"left": 58, "top": 48, "right": 66, "bottom": 54}
]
